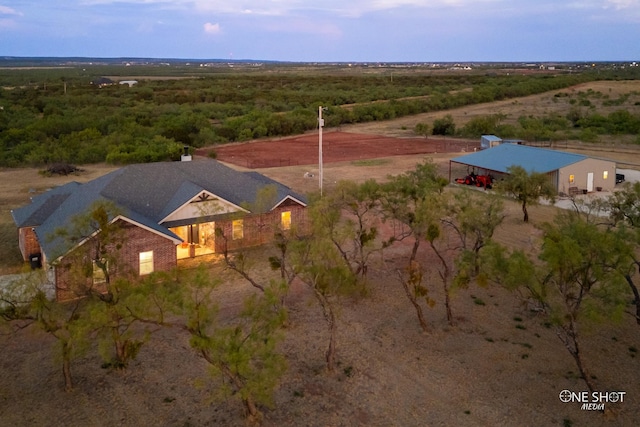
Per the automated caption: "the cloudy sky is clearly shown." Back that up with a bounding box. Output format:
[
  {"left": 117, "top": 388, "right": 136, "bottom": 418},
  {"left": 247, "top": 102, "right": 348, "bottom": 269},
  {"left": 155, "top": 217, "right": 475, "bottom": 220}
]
[{"left": 1, "top": 1, "right": 639, "bottom": 62}]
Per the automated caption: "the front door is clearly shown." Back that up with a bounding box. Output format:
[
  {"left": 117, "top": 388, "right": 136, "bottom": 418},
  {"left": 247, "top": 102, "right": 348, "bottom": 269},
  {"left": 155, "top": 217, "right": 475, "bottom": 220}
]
[{"left": 587, "top": 172, "right": 594, "bottom": 192}]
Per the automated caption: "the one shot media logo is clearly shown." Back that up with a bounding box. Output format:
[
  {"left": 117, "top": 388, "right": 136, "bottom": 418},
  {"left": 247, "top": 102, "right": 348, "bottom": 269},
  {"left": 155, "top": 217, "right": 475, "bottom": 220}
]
[{"left": 559, "top": 390, "right": 627, "bottom": 411}]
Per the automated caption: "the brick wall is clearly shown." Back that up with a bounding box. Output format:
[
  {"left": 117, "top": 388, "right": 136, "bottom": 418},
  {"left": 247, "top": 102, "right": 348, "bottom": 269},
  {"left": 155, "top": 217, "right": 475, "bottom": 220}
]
[
  {"left": 214, "top": 204, "right": 309, "bottom": 253},
  {"left": 50, "top": 205, "right": 308, "bottom": 301},
  {"left": 54, "top": 220, "right": 177, "bottom": 301},
  {"left": 117, "top": 222, "right": 177, "bottom": 275},
  {"left": 17, "top": 227, "right": 41, "bottom": 262}
]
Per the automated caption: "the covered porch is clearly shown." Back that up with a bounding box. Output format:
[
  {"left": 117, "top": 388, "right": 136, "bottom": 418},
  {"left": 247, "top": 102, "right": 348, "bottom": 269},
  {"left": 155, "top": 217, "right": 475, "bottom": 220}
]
[{"left": 169, "top": 221, "right": 216, "bottom": 259}]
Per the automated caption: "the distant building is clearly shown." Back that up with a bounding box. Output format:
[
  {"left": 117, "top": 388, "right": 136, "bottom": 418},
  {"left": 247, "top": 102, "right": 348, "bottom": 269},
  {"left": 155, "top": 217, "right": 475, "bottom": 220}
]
[
  {"left": 91, "top": 77, "right": 115, "bottom": 88},
  {"left": 480, "top": 135, "right": 502, "bottom": 150},
  {"left": 451, "top": 144, "right": 617, "bottom": 196},
  {"left": 119, "top": 80, "right": 138, "bottom": 87}
]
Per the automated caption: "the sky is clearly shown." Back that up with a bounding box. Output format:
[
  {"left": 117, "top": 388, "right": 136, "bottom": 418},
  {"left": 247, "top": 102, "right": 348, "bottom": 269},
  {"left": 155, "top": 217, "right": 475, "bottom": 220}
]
[{"left": 1, "top": 1, "right": 639, "bottom": 62}]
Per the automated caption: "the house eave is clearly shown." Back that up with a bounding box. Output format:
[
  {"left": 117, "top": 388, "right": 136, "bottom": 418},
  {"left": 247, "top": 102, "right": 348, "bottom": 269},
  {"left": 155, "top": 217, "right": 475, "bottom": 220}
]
[
  {"left": 49, "top": 214, "right": 183, "bottom": 264},
  {"left": 271, "top": 195, "right": 308, "bottom": 211}
]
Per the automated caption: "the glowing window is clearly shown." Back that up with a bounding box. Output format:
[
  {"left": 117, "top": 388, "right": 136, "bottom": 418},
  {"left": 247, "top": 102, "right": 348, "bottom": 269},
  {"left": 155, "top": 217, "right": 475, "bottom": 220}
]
[
  {"left": 139, "top": 251, "right": 154, "bottom": 275},
  {"left": 603, "top": 171, "right": 608, "bottom": 179},
  {"left": 232, "top": 219, "right": 244, "bottom": 240},
  {"left": 281, "top": 211, "right": 291, "bottom": 230},
  {"left": 93, "top": 260, "right": 107, "bottom": 284},
  {"left": 569, "top": 175, "right": 575, "bottom": 184}
]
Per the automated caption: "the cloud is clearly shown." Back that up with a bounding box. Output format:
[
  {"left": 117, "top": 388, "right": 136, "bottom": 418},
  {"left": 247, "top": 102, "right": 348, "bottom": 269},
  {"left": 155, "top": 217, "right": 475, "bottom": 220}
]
[
  {"left": 605, "top": 0, "right": 640, "bottom": 10},
  {"left": 203, "top": 22, "right": 221, "bottom": 34},
  {"left": 77, "top": 0, "right": 503, "bottom": 17},
  {"left": 0, "top": 5, "right": 23, "bottom": 16}
]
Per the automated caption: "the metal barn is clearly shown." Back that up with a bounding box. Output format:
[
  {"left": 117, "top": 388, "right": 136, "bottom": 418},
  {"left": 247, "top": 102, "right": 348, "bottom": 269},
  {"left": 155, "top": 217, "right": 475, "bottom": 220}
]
[{"left": 449, "top": 144, "right": 617, "bottom": 195}]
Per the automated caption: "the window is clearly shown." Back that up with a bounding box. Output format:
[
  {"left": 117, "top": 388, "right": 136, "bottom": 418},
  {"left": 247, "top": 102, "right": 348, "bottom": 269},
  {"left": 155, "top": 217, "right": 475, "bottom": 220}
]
[
  {"left": 569, "top": 175, "right": 575, "bottom": 184},
  {"left": 281, "top": 211, "right": 291, "bottom": 230},
  {"left": 232, "top": 219, "right": 244, "bottom": 240},
  {"left": 93, "top": 260, "right": 107, "bottom": 284},
  {"left": 139, "top": 251, "right": 154, "bottom": 275},
  {"left": 603, "top": 171, "right": 608, "bottom": 180}
]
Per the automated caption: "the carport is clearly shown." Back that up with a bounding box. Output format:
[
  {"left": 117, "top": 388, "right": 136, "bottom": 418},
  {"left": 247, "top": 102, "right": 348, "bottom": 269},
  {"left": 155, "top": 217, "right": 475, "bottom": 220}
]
[{"left": 449, "top": 144, "right": 617, "bottom": 195}]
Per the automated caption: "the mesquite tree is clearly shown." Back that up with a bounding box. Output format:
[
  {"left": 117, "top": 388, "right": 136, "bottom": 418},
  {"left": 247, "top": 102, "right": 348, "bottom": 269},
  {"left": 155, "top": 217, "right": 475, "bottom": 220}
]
[
  {"left": 380, "top": 160, "right": 447, "bottom": 331},
  {"left": 484, "top": 212, "right": 631, "bottom": 394},
  {"left": 495, "top": 165, "right": 556, "bottom": 223},
  {"left": 605, "top": 181, "right": 640, "bottom": 325},
  {"left": 53, "top": 201, "right": 179, "bottom": 369},
  {"left": 184, "top": 267, "right": 287, "bottom": 422},
  {"left": 291, "top": 233, "right": 357, "bottom": 373},
  {"left": 0, "top": 271, "right": 90, "bottom": 391},
  {"left": 86, "top": 274, "right": 181, "bottom": 369},
  {"left": 313, "top": 179, "right": 387, "bottom": 284}
]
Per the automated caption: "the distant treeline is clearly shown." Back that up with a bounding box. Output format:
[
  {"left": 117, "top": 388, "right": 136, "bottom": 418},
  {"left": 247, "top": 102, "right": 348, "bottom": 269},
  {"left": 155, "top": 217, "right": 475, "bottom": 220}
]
[{"left": 0, "top": 66, "right": 638, "bottom": 167}]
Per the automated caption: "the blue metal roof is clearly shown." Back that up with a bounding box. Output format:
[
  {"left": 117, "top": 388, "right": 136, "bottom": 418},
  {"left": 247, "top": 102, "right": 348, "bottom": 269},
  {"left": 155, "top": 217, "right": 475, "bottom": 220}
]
[{"left": 452, "top": 143, "right": 588, "bottom": 174}]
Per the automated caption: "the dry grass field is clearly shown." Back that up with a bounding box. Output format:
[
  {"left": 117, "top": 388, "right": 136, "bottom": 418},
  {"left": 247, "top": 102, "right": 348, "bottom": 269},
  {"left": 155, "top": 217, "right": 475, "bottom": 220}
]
[{"left": 1, "top": 81, "right": 640, "bottom": 426}]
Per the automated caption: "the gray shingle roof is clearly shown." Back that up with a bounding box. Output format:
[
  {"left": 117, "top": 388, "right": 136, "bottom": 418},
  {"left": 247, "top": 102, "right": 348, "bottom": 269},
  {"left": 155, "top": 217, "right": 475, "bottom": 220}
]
[
  {"left": 12, "top": 159, "right": 307, "bottom": 260},
  {"left": 452, "top": 143, "right": 588, "bottom": 174},
  {"left": 11, "top": 182, "right": 79, "bottom": 227}
]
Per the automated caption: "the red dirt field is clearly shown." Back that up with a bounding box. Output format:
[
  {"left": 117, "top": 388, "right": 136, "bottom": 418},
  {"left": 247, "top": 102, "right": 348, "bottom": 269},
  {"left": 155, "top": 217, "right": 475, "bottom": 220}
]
[{"left": 200, "top": 132, "right": 479, "bottom": 169}]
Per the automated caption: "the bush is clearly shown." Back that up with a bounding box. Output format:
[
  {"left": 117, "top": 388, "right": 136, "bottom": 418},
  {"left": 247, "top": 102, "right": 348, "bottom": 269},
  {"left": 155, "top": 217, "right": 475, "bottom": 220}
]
[{"left": 432, "top": 114, "right": 456, "bottom": 136}]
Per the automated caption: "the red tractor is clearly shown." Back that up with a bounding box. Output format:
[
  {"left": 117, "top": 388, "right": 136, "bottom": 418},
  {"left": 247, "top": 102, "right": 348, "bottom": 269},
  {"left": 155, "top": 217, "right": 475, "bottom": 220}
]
[
  {"left": 455, "top": 172, "right": 493, "bottom": 189},
  {"left": 474, "top": 174, "right": 492, "bottom": 189}
]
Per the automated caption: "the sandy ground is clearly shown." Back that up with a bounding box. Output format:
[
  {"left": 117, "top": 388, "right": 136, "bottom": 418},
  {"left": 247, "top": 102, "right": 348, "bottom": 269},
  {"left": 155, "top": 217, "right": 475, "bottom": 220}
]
[
  {"left": 1, "top": 152, "right": 639, "bottom": 426},
  {"left": 1, "top": 238, "right": 638, "bottom": 426}
]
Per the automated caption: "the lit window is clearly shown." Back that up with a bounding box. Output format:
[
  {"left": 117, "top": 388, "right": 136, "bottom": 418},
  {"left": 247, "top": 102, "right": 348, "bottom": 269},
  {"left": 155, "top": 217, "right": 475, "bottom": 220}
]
[
  {"left": 281, "top": 211, "right": 291, "bottom": 230},
  {"left": 569, "top": 175, "right": 575, "bottom": 184},
  {"left": 139, "top": 251, "right": 154, "bottom": 275},
  {"left": 232, "top": 219, "right": 244, "bottom": 240},
  {"left": 93, "top": 260, "right": 107, "bottom": 284},
  {"left": 603, "top": 171, "right": 608, "bottom": 180}
]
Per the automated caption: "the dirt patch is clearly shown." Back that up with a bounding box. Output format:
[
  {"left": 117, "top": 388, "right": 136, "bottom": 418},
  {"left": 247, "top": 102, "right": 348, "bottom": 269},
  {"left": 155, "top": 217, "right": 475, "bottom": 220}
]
[
  {"left": 202, "top": 132, "right": 478, "bottom": 169},
  {"left": 1, "top": 239, "right": 638, "bottom": 426}
]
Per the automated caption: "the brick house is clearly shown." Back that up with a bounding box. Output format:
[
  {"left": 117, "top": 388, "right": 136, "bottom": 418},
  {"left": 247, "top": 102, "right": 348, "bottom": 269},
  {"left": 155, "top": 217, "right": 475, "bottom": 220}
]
[{"left": 12, "top": 158, "right": 308, "bottom": 301}]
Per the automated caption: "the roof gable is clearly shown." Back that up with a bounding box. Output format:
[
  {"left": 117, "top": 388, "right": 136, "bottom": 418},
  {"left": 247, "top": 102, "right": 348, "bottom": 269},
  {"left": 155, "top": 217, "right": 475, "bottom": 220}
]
[
  {"left": 161, "top": 189, "right": 248, "bottom": 224},
  {"left": 453, "top": 144, "right": 588, "bottom": 174}
]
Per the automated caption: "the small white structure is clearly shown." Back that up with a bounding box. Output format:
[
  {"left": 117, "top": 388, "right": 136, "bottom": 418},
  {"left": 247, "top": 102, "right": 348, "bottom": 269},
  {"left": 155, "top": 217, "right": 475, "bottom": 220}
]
[
  {"left": 481, "top": 135, "right": 502, "bottom": 150},
  {"left": 119, "top": 80, "right": 138, "bottom": 87}
]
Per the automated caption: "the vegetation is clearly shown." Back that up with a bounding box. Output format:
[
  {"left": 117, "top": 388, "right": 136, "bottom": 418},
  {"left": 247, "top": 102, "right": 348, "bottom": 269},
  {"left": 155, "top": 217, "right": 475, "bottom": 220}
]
[
  {"left": 184, "top": 267, "right": 287, "bottom": 422},
  {"left": 495, "top": 165, "right": 556, "bottom": 222},
  {"left": 0, "top": 271, "right": 89, "bottom": 391},
  {"left": 484, "top": 212, "right": 631, "bottom": 394},
  {"left": 3, "top": 64, "right": 640, "bottom": 423},
  {"left": 4, "top": 63, "right": 636, "bottom": 168}
]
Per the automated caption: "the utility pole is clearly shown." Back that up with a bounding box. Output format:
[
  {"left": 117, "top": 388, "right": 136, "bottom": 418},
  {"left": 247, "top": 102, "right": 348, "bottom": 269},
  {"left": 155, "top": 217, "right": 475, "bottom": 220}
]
[{"left": 318, "top": 106, "right": 326, "bottom": 196}]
